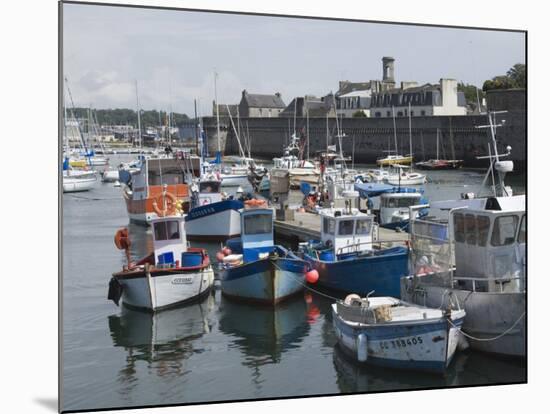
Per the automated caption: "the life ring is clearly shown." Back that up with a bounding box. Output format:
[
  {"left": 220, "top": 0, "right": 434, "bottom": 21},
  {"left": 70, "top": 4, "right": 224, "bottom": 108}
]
[
  {"left": 244, "top": 199, "right": 266, "bottom": 207},
  {"left": 114, "top": 228, "right": 131, "bottom": 250},
  {"left": 152, "top": 192, "right": 177, "bottom": 217}
]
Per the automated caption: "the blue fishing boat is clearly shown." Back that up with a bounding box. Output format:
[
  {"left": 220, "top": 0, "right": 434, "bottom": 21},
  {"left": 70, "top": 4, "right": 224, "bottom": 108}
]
[
  {"left": 219, "top": 202, "right": 310, "bottom": 305},
  {"left": 332, "top": 295, "right": 466, "bottom": 374},
  {"left": 298, "top": 194, "right": 409, "bottom": 297}
]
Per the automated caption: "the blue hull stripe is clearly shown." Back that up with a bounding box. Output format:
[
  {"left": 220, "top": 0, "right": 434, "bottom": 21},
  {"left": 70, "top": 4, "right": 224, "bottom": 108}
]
[{"left": 185, "top": 199, "right": 243, "bottom": 222}]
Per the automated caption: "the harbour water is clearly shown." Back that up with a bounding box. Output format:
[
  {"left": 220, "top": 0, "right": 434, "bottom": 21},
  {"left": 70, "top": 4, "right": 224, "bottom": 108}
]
[{"left": 62, "top": 156, "right": 526, "bottom": 412}]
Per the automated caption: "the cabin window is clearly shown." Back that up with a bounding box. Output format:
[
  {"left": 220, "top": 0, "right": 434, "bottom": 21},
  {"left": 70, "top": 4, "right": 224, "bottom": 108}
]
[
  {"left": 154, "top": 220, "right": 180, "bottom": 241},
  {"left": 465, "top": 214, "right": 476, "bottom": 245},
  {"left": 477, "top": 215, "right": 491, "bottom": 246},
  {"left": 338, "top": 220, "right": 355, "bottom": 236},
  {"left": 453, "top": 213, "right": 465, "bottom": 243},
  {"left": 199, "top": 181, "right": 220, "bottom": 193},
  {"left": 244, "top": 214, "right": 272, "bottom": 235},
  {"left": 148, "top": 168, "right": 185, "bottom": 186},
  {"left": 323, "top": 217, "right": 335, "bottom": 235},
  {"left": 518, "top": 215, "right": 526, "bottom": 244},
  {"left": 356, "top": 219, "right": 371, "bottom": 235},
  {"left": 491, "top": 215, "right": 519, "bottom": 246}
]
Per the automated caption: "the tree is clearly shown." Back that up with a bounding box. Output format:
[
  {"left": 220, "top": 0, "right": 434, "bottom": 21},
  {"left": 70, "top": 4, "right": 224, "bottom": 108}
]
[
  {"left": 352, "top": 110, "right": 367, "bottom": 118},
  {"left": 482, "top": 63, "right": 526, "bottom": 91},
  {"left": 458, "top": 82, "right": 484, "bottom": 107}
]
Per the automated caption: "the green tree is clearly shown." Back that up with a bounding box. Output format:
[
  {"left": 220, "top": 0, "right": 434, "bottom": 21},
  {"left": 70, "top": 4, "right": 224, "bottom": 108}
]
[
  {"left": 458, "top": 82, "right": 485, "bottom": 108},
  {"left": 507, "top": 63, "right": 526, "bottom": 88},
  {"left": 352, "top": 110, "right": 367, "bottom": 118},
  {"left": 482, "top": 63, "right": 526, "bottom": 91}
]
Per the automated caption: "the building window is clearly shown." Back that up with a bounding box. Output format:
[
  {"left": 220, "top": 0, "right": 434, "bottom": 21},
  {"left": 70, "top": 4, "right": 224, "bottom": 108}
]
[
  {"left": 375, "top": 112, "right": 381, "bottom": 118},
  {"left": 386, "top": 111, "right": 391, "bottom": 117},
  {"left": 397, "top": 111, "right": 403, "bottom": 117},
  {"left": 411, "top": 111, "right": 414, "bottom": 116},
  {"left": 421, "top": 110, "right": 426, "bottom": 116}
]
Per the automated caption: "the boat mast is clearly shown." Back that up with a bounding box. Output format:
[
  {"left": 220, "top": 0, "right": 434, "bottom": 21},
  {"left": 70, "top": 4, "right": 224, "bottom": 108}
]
[
  {"left": 392, "top": 106, "right": 398, "bottom": 155},
  {"left": 436, "top": 128, "right": 440, "bottom": 160},
  {"left": 214, "top": 71, "right": 221, "bottom": 154},
  {"left": 408, "top": 102, "right": 412, "bottom": 160},
  {"left": 135, "top": 80, "right": 142, "bottom": 152},
  {"left": 306, "top": 99, "right": 310, "bottom": 161}
]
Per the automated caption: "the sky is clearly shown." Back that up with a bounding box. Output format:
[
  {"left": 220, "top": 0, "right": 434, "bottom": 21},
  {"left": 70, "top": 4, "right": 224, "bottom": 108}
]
[{"left": 62, "top": 3, "right": 526, "bottom": 117}]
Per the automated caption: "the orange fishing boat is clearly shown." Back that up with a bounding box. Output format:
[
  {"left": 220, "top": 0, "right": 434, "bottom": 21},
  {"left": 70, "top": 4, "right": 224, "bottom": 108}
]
[{"left": 119, "top": 153, "right": 201, "bottom": 224}]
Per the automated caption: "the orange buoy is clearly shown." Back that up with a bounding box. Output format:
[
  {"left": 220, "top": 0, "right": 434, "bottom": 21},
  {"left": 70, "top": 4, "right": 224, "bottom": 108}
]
[
  {"left": 152, "top": 191, "right": 177, "bottom": 217},
  {"left": 305, "top": 269, "right": 319, "bottom": 284}
]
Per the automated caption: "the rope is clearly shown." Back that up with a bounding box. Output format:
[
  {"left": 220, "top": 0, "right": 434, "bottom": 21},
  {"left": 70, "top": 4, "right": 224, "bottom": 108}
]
[
  {"left": 270, "top": 258, "right": 347, "bottom": 302},
  {"left": 448, "top": 311, "right": 525, "bottom": 342}
]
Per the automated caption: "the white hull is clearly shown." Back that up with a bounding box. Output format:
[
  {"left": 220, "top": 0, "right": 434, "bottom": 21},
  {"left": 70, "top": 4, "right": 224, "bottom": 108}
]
[
  {"left": 63, "top": 172, "right": 97, "bottom": 193},
  {"left": 117, "top": 267, "right": 215, "bottom": 311},
  {"left": 185, "top": 208, "right": 241, "bottom": 239},
  {"left": 221, "top": 174, "right": 249, "bottom": 187},
  {"left": 387, "top": 175, "right": 426, "bottom": 185},
  {"left": 101, "top": 169, "right": 120, "bottom": 182}
]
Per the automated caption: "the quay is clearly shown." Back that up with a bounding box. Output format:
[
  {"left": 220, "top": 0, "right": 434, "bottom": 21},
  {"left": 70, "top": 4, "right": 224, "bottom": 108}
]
[{"left": 274, "top": 211, "right": 409, "bottom": 246}]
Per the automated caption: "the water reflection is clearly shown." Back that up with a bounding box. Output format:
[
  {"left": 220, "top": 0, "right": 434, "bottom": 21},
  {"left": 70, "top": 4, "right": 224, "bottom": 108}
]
[
  {"left": 332, "top": 342, "right": 526, "bottom": 393},
  {"left": 217, "top": 294, "right": 311, "bottom": 365},
  {"left": 107, "top": 294, "right": 215, "bottom": 385}
]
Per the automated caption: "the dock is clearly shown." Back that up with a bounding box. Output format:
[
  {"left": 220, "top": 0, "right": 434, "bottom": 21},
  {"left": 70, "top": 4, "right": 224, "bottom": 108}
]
[{"left": 274, "top": 211, "right": 409, "bottom": 246}]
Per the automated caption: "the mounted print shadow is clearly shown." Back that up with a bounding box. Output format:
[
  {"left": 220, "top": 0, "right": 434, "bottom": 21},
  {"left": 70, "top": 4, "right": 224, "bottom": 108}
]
[{"left": 60, "top": 1, "right": 527, "bottom": 412}]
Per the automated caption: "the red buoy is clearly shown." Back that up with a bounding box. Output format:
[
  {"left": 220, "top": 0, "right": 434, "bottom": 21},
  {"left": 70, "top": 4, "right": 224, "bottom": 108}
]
[
  {"left": 305, "top": 269, "right": 319, "bottom": 284},
  {"left": 216, "top": 251, "right": 225, "bottom": 262}
]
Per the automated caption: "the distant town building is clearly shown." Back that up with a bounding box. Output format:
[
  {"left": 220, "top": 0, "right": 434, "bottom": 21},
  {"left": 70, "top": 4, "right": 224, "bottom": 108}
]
[
  {"left": 238, "top": 90, "right": 286, "bottom": 118},
  {"left": 370, "top": 79, "right": 467, "bottom": 117},
  {"left": 280, "top": 95, "right": 336, "bottom": 118}
]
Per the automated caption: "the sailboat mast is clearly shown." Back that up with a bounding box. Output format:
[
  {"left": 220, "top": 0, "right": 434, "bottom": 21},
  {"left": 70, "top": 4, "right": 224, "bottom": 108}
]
[
  {"left": 214, "top": 71, "right": 221, "bottom": 154},
  {"left": 408, "top": 103, "right": 412, "bottom": 158},
  {"left": 135, "top": 80, "right": 142, "bottom": 151},
  {"left": 392, "top": 106, "right": 398, "bottom": 154}
]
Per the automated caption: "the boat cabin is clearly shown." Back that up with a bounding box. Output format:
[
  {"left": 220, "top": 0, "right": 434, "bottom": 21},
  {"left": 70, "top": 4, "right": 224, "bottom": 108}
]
[
  {"left": 240, "top": 208, "right": 274, "bottom": 262},
  {"left": 380, "top": 192, "right": 423, "bottom": 225},
  {"left": 151, "top": 216, "right": 189, "bottom": 267},
  {"left": 192, "top": 179, "right": 222, "bottom": 208},
  {"left": 320, "top": 207, "right": 376, "bottom": 257},
  {"left": 450, "top": 203, "right": 525, "bottom": 293}
]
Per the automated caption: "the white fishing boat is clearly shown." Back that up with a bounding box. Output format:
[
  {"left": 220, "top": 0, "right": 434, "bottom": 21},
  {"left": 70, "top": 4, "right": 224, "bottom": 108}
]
[
  {"left": 401, "top": 111, "right": 526, "bottom": 358},
  {"left": 185, "top": 176, "right": 243, "bottom": 241},
  {"left": 332, "top": 294, "right": 465, "bottom": 374},
  {"left": 62, "top": 168, "right": 98, "bottom": 193},
  {"left": 108, "top": 215, "right": 215, "bottom": 311}
]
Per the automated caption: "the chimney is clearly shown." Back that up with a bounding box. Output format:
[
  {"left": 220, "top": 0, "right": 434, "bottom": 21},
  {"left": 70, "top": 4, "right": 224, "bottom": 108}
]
[
  {"left": 275, "top": 92, "right": 281, "bottom": 98},
  {"left": 382, "top": 57, "right": 395, "bottom": 83}
]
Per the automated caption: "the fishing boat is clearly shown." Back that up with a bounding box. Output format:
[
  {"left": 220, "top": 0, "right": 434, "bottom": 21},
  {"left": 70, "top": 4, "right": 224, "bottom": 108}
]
[
  {"left": 185, "top": 176, "right": 243, "bottom": 241},
  {"left": 332, "top": 294, "right": 465, "bottom": 373},
  {"left": 219, "top": 201, "right": 311, "bottom": 304},
  {"left": 298, "top": 193, "right": 409, "bottom": 296},
  {"left": 119, "top": 153, "right": 200, "bottom": 224},
  {"left": 401, "top": 111, "right": 526, "bottom": 357},
  {"left": 108, "top": 214, "right": 214, "bottom": 311},
  {"left": 379, "top": 189, "right": 427, "bottom": 230}
]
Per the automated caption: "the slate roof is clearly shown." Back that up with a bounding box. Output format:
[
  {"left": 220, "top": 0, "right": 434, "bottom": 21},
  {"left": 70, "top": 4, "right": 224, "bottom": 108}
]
[
  {"left": 336, "top": 81, "right": 372, "bottom": 96},
  {"left": 241, "top": 90, "right": 286, "bottom": 108}
]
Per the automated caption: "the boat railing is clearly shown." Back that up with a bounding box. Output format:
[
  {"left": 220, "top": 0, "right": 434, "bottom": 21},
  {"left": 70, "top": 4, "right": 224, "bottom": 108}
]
[
  {"left": 451, "top": 275, "right": 525, "bottom": 293},
  {"left": 335, "top": 239, "right": 403, "bottom": 256}
]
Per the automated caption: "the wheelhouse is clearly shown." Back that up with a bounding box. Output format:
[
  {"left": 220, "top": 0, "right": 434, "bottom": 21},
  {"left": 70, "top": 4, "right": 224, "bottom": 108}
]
[
  {"left": 240, "top": 208, "right": 274, "bottom": 262},
  {"left": 151, "top": 216, "right": 187, "bottom": 267},
  {"left": 320, "top": 209, "right": 376, "bottom": 256}
]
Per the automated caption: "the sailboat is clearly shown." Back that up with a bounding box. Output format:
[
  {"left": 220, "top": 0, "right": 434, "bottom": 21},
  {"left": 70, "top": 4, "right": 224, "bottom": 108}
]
[
  {"left": 416, "top": 128, "right": 463, "bottom": 170},
  {"left": 387, "top": 104, "right": 426, "bottom": 185},
  {"left": 376, "top": 107, "right": 412, "bottom": 166}
]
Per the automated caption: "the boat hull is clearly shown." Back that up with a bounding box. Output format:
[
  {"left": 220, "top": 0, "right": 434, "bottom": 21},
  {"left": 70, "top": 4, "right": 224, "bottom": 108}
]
[
  {"left": 220, "top": 255, "right": 307, "bottom": 305},
  {"left": 185, "top": 200, "right": 243, "bottom": 240},
  {"left": 303, "top": 247, "right": 409, "bottom": 296},
  {"left": 113, "top": 266, "right": 214, "bottom": 311},
  {"left": 387, "top": 176, "right": 426, "bottom": 185},
  {"left": 220, "top": 174, "right": 249, "bottom": 187},
  {"left": 401, "top": 277, "right": 526, "bottom": 358},
  {"left": 63, "top": 173, "right": 97, "bottom": 193},
  {"left": 332, "top": 304, "right": 464, "bottom": 373}
]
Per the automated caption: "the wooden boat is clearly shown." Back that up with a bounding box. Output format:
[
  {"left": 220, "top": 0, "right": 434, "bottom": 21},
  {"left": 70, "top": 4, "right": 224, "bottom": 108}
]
[
  {"left": 108, "top": 215, "right": 214, "bottom": 311},
  {"left": 185, "top": 177, "right": 243, "bottom": 241},
  {"left": 219, "top": 202, "right": 310, "bottom": 305},
  {"left": 119, "top": 154, "right": 200, "bottom": 224},
  {"left": 332, "top": 295, "right": 466, "bottom": 374},
  {"left": 298, "top": 194, "right": 409, "bottom": 296}
]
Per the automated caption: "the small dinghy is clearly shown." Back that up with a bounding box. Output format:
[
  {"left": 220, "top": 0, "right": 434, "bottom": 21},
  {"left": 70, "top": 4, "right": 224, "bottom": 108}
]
[
  {"left": 332, "top": 294, "right": 465, "bottom": 374},
  {"left": 108, "top": 215, "right": 214, "bottom": 311}
]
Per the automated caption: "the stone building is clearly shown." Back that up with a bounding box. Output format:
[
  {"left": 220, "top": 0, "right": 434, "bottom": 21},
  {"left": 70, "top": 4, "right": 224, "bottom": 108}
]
[
  {"left": 280, "top": 95, "right": 336, "bottom": 118},
  {"left": 369, "top": 79, "right": 467, "bottom": 118},
  {"left": 238, "top": 90, "right": 286, "bottom": 118}
]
